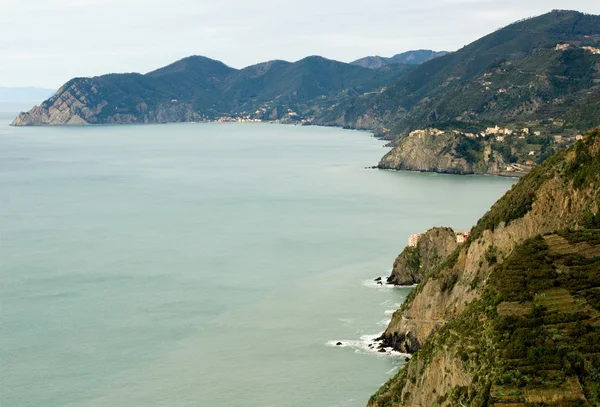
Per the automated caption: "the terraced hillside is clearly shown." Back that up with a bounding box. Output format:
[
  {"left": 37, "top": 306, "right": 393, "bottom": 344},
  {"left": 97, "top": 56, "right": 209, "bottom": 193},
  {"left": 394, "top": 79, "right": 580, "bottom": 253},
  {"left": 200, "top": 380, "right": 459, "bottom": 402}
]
[
  {"left": 315, "top": 10, "right": 600, "bottom": 137},
  {"left": 368, "top": 128, "right": 600, "bottom": 406}
]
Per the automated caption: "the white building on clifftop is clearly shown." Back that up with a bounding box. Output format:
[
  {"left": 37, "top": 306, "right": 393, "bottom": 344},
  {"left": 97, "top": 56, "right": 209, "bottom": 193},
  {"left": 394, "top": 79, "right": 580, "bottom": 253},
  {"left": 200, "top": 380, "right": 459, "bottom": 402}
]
[{"left": 408, "top": 234, "right": 423, "bottom": 247}]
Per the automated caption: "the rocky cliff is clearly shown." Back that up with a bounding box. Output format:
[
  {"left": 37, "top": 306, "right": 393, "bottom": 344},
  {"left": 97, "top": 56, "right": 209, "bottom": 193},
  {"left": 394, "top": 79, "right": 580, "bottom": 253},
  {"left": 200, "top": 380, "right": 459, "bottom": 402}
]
[
  {"left": 370, "top": 128, "right": 600, "bottom": 406},
  {"left": 377, "top": 129, "right": 510, "bottom": 176},
  {"left": 387, "top": 227, "right": 459, "bottom": 286},
  {"left": 11, "top": 78, "right": 203, "bottom": 126}
]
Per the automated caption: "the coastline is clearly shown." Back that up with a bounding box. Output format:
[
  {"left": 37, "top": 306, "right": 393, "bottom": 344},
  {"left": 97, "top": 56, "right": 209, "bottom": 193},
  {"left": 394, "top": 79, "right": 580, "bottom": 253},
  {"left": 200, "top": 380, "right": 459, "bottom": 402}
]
[
  {"left": 9, "top": 114, "right": 529, "bottom": 179},
  {"left": 327, "top": 275, "right": 415, "bottom": 359},
  {"left": 376, "top": 167, "right": 525, "bottom": 179}
]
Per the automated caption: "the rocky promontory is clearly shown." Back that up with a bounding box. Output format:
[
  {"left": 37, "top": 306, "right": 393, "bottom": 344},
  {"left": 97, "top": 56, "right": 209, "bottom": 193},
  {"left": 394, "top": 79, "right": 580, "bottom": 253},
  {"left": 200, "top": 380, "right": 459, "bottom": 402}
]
[
  {"left": 11, "top": 78, "right": 203, "bottom": 126},
  {"left": 378, "top": 128, "right": 514, "bottom": 176},
  {"left": 387, "top": 227, "right": 459, "bottom": 286}
]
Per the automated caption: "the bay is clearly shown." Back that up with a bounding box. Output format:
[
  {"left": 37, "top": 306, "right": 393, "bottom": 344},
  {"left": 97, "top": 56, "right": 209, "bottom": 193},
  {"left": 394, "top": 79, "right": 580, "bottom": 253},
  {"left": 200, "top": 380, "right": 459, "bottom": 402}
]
[{"left": 0, "top": 117, "right": 515, "bottom": 407}]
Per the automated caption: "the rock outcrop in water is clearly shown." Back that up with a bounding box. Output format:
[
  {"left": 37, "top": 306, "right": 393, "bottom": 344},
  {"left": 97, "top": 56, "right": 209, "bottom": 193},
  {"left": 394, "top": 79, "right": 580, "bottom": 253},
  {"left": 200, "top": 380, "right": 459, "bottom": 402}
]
[
  {"left": 369, "top": 128, "right": 600, "bottom": 406},
  {"left": 387, "top": 227, "right": 459, "bottom": 286}
]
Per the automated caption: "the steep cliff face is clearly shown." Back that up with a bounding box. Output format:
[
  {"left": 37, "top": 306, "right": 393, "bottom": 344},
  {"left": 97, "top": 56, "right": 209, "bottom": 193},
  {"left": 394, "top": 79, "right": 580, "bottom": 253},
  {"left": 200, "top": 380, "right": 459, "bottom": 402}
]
[
  {"left": 369, "top": 128, "right": 600, "bottom": 406},
  {"left": 310, "top": 111, "right": 382, "bottom": 131},
  {"left": 11, "top": 77, "right": 204, "bottom": 126},
  {"left": 377, "top": 129, "right": 510, "bottom": 176},
  {"left": 12, "top": 80, "right": 97, "bottom": 125},
  {"left": 387, "top": 227, "right": 459, "bottom": 286},
  {"left": 379, "top": 130, "right": 474, "bottom": 174}
]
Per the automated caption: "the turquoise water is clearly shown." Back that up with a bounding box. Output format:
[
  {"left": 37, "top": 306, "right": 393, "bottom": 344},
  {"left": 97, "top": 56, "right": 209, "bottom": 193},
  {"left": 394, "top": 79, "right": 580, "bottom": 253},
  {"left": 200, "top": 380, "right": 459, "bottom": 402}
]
[{"left": 0, "top": 118, "right": 515, "bottom": 407}]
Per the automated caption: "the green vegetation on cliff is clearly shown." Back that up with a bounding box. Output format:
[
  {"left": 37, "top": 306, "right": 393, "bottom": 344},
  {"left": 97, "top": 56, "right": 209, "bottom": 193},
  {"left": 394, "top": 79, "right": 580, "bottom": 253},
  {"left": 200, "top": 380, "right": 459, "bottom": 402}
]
[
  {"left": 378, "top": 234, "right": 600, "bottom": 406},
  {"left": 378, "top": 127, "right": 573, "bottom": 176},
  {"left": 370, "top": 128, "right": 600, "bottom": 406},
  {"left": 470, "top": 128, "right": 600, "bottom": 239},
  {"left": 316, "top": 10, "right": 600, "bottom": 137},
  {"left": 387, "top": 227, "right": 459, "bottom": 286}
]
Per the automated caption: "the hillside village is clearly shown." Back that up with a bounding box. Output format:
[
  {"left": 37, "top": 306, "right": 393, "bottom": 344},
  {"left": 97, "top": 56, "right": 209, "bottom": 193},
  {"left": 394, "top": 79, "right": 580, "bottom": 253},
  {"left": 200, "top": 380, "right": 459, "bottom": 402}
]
[
  {"left": 408, "top": 230, "right": 470, "bottom": 247},
  {"left": 399, "top": 121, "right": 584, "bottom": 175}
]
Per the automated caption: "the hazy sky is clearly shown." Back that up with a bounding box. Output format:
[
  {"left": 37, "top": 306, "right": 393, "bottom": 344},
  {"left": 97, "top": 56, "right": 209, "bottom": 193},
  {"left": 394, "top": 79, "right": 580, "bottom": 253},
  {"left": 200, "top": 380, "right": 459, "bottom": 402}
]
[{"left": 2, "top": 0, "right": 599, "bottom": 88}]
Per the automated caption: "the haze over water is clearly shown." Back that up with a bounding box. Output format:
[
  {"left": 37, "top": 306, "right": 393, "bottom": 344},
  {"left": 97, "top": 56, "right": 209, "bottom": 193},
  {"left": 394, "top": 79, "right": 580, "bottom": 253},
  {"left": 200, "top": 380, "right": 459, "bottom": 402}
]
[{"left": 0, "top": 118, "right": 515, "bottom": 407}]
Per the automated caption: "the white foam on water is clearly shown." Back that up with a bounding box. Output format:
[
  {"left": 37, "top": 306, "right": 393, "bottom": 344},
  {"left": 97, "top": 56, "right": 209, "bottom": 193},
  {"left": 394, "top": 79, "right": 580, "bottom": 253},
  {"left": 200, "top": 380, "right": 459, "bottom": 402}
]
[
  {"left": 326, "top": 334, "right": 409, "bottom": 358},
  {"left": 362, "top": 277, "right": 395, "bottom": 289},
  {"left": 327, "top": 278, "right": 415, "bottom": 359},
  {"left": 363, "top": 277, "right": 418, "bottom": 290}
]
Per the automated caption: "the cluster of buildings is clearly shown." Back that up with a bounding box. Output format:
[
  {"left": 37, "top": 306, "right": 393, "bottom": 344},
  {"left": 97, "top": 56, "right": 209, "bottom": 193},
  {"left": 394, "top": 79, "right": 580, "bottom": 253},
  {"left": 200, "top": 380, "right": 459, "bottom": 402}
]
[
  {"left": 409, "top": 128, "right": 446, "bottom": 138},
  {"left": 426, "top": 125, "right": 583, "bottom": 151},
  {"left": 555, "top": 134, "right": 585, "bottom": 143},
  {"left": 460, "top": 126, "right": 531, "bottom": 140},
  {"left": 485, "top": 125, "right": 513, "bottom": 136},
  {"left": 407, "top": 231, "right": 471, "bottom": 247},
  {"left": 455, "top": 231, "right": 471, "bottom": 244},
  {"left": 505, "top": 163, "right": 535, "bottom": 173},
  {"left": 555, "top": 43, "right": 600, "bottom": 55},
  {"left": 582, "top": 46, "right": 600, "bottom": 55},
  {"left": 213, "top": 106, "right": 312, "bottom": 124},
  {"left": 407, "top": 233, "right": 423, "bottom": 247},
  {"left": 216, "top": 116, "right": 263, "bottom": 123}
]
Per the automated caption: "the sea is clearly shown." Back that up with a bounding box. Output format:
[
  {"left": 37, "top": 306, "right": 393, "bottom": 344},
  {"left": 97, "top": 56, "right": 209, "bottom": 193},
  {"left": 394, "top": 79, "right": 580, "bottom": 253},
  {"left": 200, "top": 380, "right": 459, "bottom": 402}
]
[{"left": 0, "top": 103, "right": 516, "bottom": 407}]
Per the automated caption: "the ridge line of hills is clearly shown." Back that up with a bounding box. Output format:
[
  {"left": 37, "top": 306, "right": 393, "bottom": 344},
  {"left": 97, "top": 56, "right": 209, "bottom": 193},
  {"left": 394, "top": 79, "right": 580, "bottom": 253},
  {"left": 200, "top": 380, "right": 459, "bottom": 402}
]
[
  {"left": 350, "top": 50, "right": 449, "bottom": 69},
  {"left": 10, "top": 9, "right": 600, "bottom": 180},
  {"left": 13, "top": 10, "right": 600, "bottom": 134},
  {"left": 10, "top": 54, "right": 421, "bottom": 127}
]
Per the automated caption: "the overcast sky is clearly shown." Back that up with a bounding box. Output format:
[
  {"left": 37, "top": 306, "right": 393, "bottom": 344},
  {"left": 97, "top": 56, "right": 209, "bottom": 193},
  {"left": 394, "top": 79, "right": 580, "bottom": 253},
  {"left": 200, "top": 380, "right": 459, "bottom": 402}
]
[{"left": 1, "top": 0, "right": 599, "bottom": 88}]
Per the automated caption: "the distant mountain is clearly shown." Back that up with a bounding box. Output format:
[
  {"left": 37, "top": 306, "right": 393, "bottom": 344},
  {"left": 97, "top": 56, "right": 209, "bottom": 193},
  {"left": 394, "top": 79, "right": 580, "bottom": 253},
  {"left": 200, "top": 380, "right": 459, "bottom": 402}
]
[
  {"left": 351, "top": 50, "right": 449, "bottom": 69},
  {"left": 0, "top": 87, "right": 55, "bottom": 102},
  {"left": 13, "top": 10, "right": 600, "bottom": 133},
  {"left": 316, "top": 10, "right": 600, "bottom": 136},
  {"left": 12, "top": 56, "right": 413, "bottom": 126}
]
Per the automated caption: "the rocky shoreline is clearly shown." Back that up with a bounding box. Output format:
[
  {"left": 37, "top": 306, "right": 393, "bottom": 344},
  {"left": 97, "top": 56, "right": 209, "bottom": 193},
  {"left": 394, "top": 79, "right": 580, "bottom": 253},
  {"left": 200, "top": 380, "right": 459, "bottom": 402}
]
[{"left": 367, "top": 129, "right": 600, "bottom": 406}]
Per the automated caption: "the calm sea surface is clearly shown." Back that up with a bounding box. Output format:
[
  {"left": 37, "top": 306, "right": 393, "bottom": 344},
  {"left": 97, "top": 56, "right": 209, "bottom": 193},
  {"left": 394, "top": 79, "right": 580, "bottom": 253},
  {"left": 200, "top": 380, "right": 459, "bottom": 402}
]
[{"left": 0, "top": 111, "right": 515, "bottom": 407}]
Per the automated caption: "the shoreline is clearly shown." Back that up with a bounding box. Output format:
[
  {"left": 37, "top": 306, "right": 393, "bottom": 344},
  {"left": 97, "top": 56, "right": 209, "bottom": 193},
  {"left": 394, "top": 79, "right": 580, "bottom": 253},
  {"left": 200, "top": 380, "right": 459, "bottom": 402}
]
[
  {"left": 375, "top": 167, "right": 525, "bottom": 179},
  {"left": 8, "top": 115, "right": 529, "bottom": 179},
  {"left": 327, "top": 276, "right": 415, "bottom": 359},
  {"left": 7, "top": 117, "right": 380, "bottom": 139}
]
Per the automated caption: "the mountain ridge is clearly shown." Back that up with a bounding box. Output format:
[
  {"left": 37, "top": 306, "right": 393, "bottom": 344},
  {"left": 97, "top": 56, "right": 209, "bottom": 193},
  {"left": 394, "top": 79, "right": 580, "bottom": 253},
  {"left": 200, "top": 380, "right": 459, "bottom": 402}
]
[
  {"left": 350, "top": 50, "right": 449, "bottom": 69},
  {"left": 315, "top": 10, "right": 600, "bottom": 136},
  {"left": 11, "top": 55, "right": 414, "bottom": 126},
  {"left": 12, "top": 11, "right": 600, "bottom": 134}
]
